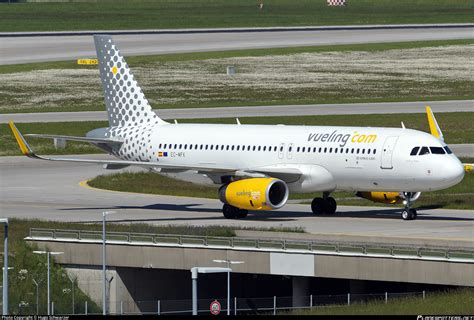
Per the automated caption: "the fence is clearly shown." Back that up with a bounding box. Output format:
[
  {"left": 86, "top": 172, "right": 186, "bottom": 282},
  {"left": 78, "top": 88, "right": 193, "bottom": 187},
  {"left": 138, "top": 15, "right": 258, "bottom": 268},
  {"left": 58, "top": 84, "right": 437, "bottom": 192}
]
[
  {"left": 38, "top": 291, "right": 426, "bottom": 315},
  {"left": 27, "top": 228, "right": 474, "bottom": 262}
]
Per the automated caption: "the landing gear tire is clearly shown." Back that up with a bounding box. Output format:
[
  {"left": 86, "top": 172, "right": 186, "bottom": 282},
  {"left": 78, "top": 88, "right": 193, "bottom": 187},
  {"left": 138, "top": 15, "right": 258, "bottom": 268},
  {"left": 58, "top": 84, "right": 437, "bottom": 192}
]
[
  {"left": 325, "top": 197, "right": 337, "bottom": 214},
  {"left": 223, "top": 204, "right": 238, "bottom": 219},
  {"left": 236, "top": 209, "right": 248, "bottom": 219},
  {"left": 311, "top": 197, "right": 325, "bottom": 215},
  {"left": 311, "top": 197, "right": 337, "bottom": 215},
  {"left": 401, "top": 209, "right": 417, "bottom": 221}
]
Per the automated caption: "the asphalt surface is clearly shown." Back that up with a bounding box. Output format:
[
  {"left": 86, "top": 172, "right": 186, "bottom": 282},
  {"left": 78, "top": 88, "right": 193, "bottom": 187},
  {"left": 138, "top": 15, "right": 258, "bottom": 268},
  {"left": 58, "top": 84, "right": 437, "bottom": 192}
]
[
  {"left": 2, "top": 100, "right": 473, "bottom": 124},
  {"left": 1, "top": 26, "right": 473, "bottom": 65},
  {"left": 0, "top": 155, "right": 472, "bottom": 244}
]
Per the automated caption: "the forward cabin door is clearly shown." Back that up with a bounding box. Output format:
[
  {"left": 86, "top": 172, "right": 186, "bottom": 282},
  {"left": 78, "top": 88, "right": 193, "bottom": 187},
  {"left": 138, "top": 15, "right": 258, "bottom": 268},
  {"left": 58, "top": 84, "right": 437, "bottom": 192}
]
[
  {"left": 278, "top": 143, "right": 285, "bottom": 159},
  {"left": 287, "top": 143, "right": 294, "bottom": 159},
  {"left": 380, "top": 136, "right": 399, "bottom": 169}
]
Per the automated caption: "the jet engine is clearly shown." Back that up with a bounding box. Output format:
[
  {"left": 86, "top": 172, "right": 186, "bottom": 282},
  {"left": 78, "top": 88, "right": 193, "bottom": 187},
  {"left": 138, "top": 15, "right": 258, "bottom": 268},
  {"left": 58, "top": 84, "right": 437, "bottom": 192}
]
[
  {"left": 219, "top": 178, "right": 289, "bottom": 210},
  {"left": 356, "top": 191, "right": 421, "bottom": 204}
]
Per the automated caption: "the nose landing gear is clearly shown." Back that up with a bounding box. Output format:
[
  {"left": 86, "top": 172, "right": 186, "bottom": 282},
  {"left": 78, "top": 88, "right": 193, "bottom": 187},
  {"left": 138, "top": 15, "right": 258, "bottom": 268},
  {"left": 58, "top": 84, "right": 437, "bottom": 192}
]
[
  {"left": 401, "top": 194, "right": 417, "bottom": 220},
  {"left": 311, "top": 192, "right": 337, "bottom": 215}
]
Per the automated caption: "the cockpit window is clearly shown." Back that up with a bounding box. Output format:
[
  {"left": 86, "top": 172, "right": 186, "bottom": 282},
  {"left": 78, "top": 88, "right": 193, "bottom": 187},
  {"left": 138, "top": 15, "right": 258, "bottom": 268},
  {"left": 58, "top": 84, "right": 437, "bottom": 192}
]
[
  {"left": 410, "top": 147, "right": 419, "bottom": 156},
  {"left": 444, "top": 146, "right": 453, "bottom": 154},
  {"left": 430, "top": 147, "right": 445, "bottom": 154},
  {"left": 419, "top": 146, "right": 430, "bottom": 155}
]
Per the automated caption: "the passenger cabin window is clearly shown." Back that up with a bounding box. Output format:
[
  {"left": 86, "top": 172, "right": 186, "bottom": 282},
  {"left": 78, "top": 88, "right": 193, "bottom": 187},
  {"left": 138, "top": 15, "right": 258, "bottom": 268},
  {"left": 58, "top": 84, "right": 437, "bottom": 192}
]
[
  {"left": 419, "top": 146, "right": 430, "bottom": 155},
  {"left": 430, "top": 147, "right": 445, "bottom": 154},
  {"left": 444, "top": 146, "right": 453, "bottom": 154}
]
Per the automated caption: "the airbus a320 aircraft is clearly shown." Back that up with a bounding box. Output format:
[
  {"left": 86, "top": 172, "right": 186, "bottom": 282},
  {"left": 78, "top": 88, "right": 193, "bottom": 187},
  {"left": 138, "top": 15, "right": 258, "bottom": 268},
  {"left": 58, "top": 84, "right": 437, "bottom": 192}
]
[{"left": 10, "top": 35, "right": 466, "bottom": 221}]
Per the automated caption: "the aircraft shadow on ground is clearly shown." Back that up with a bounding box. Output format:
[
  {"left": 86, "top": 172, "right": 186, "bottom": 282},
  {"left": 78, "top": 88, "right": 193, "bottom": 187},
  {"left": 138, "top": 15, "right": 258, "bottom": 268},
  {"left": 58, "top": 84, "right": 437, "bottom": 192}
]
[{"left": 61, "top": 203, "right": 473, "bottom": 222}]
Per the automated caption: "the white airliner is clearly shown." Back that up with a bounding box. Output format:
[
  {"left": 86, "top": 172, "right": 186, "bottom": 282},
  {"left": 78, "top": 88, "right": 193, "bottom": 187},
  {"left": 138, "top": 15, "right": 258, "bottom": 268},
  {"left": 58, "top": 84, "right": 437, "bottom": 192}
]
[{"left": 9, "top": 35, "right": 466, "bottom": 221}]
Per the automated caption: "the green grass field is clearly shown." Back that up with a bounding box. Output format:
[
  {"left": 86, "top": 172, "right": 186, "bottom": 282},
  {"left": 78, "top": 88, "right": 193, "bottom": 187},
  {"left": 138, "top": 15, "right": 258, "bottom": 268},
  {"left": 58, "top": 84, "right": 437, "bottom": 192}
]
[
  {"left": 1, "top": 0, "right": 473, "bottom": 32},
  {"left": 290, "top": 288, "right": 474, "bottom": 315},
  {"left": 2, "top": 112, "right": 473, "bottom": 156},
  {"left": 1, "top": 39, "right": 473, "bottom": 114}
]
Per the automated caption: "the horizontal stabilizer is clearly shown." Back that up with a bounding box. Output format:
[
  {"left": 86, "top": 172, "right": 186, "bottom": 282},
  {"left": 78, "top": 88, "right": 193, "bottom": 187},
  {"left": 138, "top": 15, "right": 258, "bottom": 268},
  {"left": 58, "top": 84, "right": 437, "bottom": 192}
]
[{"left": 25, "top": 134, "right": 122, "bottom": 145}]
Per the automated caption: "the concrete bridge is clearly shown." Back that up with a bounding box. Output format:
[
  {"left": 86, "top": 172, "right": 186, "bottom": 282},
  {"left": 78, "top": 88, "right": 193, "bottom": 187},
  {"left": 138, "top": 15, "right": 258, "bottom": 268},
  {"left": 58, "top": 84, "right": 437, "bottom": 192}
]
[{"left": 26, "top": 228, "right": 474, "bottom": 314}]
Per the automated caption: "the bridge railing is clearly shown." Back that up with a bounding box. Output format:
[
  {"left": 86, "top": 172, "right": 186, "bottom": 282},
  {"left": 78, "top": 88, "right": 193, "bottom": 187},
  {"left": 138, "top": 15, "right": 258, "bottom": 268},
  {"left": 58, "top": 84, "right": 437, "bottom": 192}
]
[{"left": 27, "top": 228, "right": 474, "bottom": 262}]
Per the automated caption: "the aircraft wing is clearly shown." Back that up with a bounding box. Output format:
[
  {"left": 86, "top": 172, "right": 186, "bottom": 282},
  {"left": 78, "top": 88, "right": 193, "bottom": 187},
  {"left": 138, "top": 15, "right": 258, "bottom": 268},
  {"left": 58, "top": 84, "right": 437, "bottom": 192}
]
[
  {"left": 244, "top": 167, "right": 302, "bottom": 183},
  {"left": 10, "top": 121, "right": 303, "bottom": 181},
  {"left": 25, "top": 134, "right": 123, "bottom": 145},
  {"left": 10, "top": 121, "right": 233, "bottom": 173}
]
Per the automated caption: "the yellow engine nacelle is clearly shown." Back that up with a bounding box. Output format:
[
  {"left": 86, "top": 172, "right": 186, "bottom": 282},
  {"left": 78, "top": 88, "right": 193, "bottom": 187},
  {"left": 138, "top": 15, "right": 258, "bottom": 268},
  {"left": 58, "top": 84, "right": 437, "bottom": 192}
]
[
  {"left": 356, "top": 191, "right": 403, "bottom": 204},
  {"left": 219, "top": 178, "right": 289, "bottom": 211}
]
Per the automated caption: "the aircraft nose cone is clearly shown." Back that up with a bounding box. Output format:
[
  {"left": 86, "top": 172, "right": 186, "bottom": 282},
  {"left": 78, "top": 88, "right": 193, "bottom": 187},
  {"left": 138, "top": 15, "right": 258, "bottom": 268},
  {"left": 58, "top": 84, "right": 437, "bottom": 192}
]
[{"left": 444, "top": 160, "right": 465, "bottom": 186}]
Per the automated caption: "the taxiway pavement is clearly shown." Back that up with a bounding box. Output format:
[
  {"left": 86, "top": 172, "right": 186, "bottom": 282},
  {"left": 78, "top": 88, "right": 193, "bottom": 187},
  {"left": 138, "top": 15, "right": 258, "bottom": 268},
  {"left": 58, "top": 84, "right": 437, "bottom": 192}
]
[
  {"left": 1, "top": 155, "right": 472, "bottom": 244},
  {"left": 1, "top": 25, "right": 473, "bottom": 65}
]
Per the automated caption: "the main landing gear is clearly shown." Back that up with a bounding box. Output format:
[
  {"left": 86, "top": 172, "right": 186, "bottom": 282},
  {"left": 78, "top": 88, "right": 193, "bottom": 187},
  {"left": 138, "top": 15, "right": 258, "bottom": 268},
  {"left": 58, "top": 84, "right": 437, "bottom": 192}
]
[
  {"left": 311, "top": 192, "right": 337, "bottom": 215},
  {"left": 222, "top": 204, "right": 248, "bottom": 219},
  {"left": 401, "top": 194, "right": 417, "bottom": 220}
]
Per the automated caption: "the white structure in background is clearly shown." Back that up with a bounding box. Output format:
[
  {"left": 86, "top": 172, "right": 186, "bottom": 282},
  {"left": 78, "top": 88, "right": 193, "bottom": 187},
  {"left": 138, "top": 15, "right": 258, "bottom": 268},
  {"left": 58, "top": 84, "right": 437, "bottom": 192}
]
[{"left": 327, "top": 0, "right": 346, "bottom": 6}]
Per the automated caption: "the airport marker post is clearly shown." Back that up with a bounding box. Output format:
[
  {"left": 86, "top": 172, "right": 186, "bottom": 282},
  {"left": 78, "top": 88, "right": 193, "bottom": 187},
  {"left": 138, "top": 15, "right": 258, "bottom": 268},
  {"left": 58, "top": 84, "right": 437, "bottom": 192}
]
[
  {"left": 0, "top": 219, "right": 8, "bottom": 315},
  {"left": 191, "top": 267, "right": 231, "bottom": 316},
  {"left": 33, "top": 250, "right": 63, "bottom": 315},
  {"left": 212, "top": 259, "right": 245, "bottom": 315},
  {"left": 102, "top": 211, "right": 115, "bottom": 315}
]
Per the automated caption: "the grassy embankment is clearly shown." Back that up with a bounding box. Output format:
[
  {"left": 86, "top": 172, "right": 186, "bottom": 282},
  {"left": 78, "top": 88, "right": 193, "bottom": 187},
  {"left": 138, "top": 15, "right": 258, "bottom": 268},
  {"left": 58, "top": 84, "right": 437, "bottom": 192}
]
[
  {"left": 290, "top": 288, "right": 474, "bottom": 315},
  {"left": 1, "top": 0, "right": 473, "bottom": 32},
  {"left": 1, "top": 39, "right": 473, "bottom": 114}
]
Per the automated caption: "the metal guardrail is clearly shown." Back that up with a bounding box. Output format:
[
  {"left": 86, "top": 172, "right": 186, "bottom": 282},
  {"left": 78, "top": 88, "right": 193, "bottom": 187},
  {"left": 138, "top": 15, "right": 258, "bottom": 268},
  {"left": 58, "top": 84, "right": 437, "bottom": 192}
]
[{"left": 27, "top": 228, "right": 474, "bottom": 262}]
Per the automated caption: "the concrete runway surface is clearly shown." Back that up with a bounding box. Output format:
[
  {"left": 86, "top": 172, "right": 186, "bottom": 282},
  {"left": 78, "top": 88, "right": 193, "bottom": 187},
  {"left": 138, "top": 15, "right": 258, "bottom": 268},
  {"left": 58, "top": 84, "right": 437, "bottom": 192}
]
[
  {"left": 1, "top": 155, "right": 472, "bottom": 243},
  {"left": 1, "top": 26, "right": 473, "bottom": 65}
]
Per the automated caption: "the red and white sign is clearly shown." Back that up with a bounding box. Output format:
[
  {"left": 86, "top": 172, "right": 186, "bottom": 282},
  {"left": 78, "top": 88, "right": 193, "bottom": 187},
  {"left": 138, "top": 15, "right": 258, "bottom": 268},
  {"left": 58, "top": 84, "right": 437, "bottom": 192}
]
[{"left": 210, "top": 300, "right": 221, "bottom": 315}]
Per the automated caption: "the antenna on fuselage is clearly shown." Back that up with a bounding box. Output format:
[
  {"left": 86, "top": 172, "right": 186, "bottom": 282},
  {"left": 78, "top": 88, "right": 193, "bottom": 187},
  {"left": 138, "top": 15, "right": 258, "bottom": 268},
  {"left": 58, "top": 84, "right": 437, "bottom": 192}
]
[
  {"left": 174, "top": 119, "right": 178, "bottom": 124},
  {"left": 401, "top": 121, "right": 406, "bottom": 129},
  {"left": 236, "top": 118, "right": 241, "bottom": 125}
]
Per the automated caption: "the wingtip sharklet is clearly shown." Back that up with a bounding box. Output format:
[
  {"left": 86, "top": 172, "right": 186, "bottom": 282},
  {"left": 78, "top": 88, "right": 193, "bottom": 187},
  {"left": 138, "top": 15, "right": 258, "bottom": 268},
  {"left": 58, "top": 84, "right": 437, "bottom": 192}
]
[{"left": 8, "top": 121, "right": 35, "bottom": 157}]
